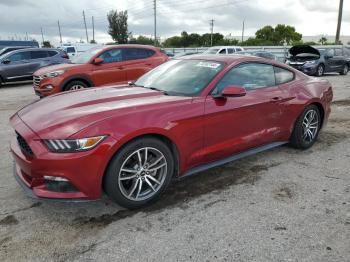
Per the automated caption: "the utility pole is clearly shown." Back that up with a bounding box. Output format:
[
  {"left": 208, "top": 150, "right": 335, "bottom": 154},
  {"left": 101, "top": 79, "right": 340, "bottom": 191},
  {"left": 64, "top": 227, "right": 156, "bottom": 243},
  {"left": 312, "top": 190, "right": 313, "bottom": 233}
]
[
  {"left": 335, "top": 0, "right": 343, "bottom": 44},
  {"left": 241, "top": 20, "right": 245, "bottom": 43},
  {"left": 210, "top": 19, "right": 214, "bottom": 46},
  {"left": 92, "top": 16, "right": 95, "bottom": 43},
  {"left": 153, "top": 0, "right": 157, "bottom": 46},
  {"left": 83, "top": 10, "right": 89, "bottom": 43},
  {"left": 40, "top": 27, "right": 45, "bottom": 44},
  {"left": 25, "top": 32, "right": 28, "bottom": 41},
  {"left": 58, "top": 20, "right": 62, "bottom": 44}
]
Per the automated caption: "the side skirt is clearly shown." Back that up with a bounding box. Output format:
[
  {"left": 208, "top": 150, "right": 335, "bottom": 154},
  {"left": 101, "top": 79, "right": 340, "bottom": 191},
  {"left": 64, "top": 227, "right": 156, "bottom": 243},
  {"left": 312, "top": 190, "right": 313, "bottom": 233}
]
[{"left": 180, "top": 141, "right": 288, "bottom": 179}]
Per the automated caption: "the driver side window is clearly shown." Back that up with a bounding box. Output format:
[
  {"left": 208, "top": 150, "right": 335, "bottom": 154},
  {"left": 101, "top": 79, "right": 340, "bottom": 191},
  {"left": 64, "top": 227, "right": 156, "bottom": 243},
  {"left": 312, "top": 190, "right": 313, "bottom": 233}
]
[
  {"left": 99, "top": 49, "right": 124, "bottom": 63},
  {"left": 213, "top": 63, "right": 276, "bottom": 94}
]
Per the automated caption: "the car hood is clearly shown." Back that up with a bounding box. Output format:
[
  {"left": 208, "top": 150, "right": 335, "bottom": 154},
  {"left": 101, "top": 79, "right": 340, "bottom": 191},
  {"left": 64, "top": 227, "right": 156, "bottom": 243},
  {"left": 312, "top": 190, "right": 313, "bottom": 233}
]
[
  {"left": 289, "top": 45, "right": 320, "bottom": 57},
  {"left": 34, "top": 63, "right": 80, "bottom": 76},
  {"left": 16, "top": 86, "right": 192, "bottom": 139}
]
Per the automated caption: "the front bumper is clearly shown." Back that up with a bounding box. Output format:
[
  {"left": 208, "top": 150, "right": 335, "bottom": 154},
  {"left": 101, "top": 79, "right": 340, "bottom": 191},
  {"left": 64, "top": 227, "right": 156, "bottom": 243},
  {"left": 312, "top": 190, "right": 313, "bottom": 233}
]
[
  {"left": 33, "top": 75, "right": 62, "bottom": 97},
  {"left": 10, "top": 114, "right": 113, "bottom": 201},
  {"left": 289, "top": 64, "right": 318, "bottom": 75}
]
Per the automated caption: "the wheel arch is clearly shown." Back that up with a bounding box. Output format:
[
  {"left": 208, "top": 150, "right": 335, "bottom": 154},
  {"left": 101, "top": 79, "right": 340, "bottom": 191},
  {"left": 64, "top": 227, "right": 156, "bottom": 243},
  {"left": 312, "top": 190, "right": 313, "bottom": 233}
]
[
  {"left": 310, "top": 102, "right": 325, "bottom": 128},
  {"left": 60, "top": 75, "right": 94, "bottom": 91}
]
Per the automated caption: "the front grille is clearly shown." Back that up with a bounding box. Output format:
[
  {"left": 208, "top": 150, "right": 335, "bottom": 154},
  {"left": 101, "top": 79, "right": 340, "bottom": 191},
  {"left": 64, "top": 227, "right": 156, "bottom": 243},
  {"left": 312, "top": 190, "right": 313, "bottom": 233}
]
[
  {"left": 16, "top": 132, "right": 34, "bottom": 156},
  {"left": 33, "top": 75, "right": 42, "bottom": 88}
]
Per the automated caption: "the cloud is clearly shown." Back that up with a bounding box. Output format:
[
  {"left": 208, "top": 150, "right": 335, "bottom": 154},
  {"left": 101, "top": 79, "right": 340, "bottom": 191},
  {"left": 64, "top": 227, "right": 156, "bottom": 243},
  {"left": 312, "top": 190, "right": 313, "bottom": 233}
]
[{"left": 0, "top": 0, "right": 348, "bottom": 46}]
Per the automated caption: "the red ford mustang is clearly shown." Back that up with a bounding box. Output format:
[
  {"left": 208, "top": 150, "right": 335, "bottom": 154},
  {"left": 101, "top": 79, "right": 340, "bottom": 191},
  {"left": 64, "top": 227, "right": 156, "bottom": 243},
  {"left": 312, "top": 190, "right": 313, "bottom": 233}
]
[{"left": 10, "top": 55, "right": 333, "bottom": 209}]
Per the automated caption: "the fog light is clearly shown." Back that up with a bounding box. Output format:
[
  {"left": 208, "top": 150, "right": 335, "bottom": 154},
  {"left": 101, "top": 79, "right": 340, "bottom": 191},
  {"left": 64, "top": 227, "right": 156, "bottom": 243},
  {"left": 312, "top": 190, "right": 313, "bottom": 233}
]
[
  {"left": 44, "top": 176, "right": 68, "bottom": 182},
  {"left": 43, "top": 85, "right": 53, "bottom": 90}
]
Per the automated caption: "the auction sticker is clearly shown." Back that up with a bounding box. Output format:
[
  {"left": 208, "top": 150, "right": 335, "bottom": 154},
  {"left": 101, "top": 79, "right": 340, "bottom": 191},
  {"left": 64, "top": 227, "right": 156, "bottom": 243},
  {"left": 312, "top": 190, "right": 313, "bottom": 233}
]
[{"left": 196, "top": 62, "right": 221, "bottom": 69}]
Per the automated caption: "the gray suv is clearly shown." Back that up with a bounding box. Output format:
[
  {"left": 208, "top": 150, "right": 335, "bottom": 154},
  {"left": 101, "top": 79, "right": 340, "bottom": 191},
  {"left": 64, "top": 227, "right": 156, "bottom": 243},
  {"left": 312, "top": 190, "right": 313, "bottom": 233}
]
[{"left": 0, "top": 48, "right": 69, "bottom": 85}]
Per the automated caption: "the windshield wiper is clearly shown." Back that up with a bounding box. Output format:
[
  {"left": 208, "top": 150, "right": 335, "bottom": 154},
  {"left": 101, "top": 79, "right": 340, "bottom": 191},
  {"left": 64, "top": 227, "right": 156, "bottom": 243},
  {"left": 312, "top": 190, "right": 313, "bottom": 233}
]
[{"left": 147, "top": 87, "right": 169, "bottom": 95}]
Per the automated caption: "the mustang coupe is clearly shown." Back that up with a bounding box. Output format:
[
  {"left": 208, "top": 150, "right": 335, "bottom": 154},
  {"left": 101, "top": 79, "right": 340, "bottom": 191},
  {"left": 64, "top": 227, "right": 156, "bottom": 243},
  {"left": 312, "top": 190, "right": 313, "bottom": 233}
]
[{"left": 10, "top": 55, "right": 333, "bottom": 209}]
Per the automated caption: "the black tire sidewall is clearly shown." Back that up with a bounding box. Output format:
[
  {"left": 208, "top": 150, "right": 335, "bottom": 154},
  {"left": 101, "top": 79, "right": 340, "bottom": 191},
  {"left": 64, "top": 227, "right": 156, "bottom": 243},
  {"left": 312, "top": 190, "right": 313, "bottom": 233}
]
[
  {"left": 64, "top": 80, "right": 88, "bottom": 91},
  {"left": 290, "top": 105, "right": 321, "bottom": 149},
  {"left": 316, "top": 64, "right": 324, "bottom": 77},
  {"left": 103, "top": 137, "right": 174, "bottom": 209}
]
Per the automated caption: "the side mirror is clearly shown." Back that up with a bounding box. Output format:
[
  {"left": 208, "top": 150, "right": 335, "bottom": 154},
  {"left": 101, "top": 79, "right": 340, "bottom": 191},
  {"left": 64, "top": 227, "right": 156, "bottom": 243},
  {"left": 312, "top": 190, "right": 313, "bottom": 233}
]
[
  {"left": 92, "top": 57, "right": 104, "bottom": 65},
  {"left": 2, "top": 59, "right": 10, "bottom": 64},
  {"left": 220, "top": 85, "right": 246, "bottom": 97}
]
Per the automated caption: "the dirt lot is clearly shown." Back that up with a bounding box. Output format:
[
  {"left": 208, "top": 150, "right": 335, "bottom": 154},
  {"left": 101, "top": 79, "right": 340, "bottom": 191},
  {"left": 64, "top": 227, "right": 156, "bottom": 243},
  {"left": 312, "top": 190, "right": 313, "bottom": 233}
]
[{"left": 0, "top": 74, "right": 349, "bottom": 262}]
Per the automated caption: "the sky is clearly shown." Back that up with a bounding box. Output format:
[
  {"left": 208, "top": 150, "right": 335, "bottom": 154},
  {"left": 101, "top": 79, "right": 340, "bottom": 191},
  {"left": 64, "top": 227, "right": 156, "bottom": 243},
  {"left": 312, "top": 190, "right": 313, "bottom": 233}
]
[{"left": 0, "top": 0, "right": 349, "bottom": 46}]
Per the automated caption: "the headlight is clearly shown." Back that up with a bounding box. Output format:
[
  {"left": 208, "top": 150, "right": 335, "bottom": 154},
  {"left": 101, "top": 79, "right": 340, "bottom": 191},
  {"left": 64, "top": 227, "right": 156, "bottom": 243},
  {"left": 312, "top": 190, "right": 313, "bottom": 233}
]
[
  {"left": 41, "top": 70, "right": 65, "bottom": 79},
  {"left": 304, "top": 60, "right": 316, "bottom": 65},
  {"left": 43, "top": 136, "right": 106, "bottom": 153}
]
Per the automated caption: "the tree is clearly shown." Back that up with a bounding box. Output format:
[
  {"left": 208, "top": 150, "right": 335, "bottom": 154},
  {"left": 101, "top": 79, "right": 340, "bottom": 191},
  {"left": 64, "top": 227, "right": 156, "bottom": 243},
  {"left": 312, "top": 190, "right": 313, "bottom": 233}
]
[
  {"left": 42, "top": 41, "right": 52, "bottom": 48},
  {"left": 129, "top": 35, "right": 154, "bottom": 45},
  {"left": 255, "top": 24, "right": 302, "bottom": 45},
  {"left": 107, "top": 10, "right": 129, "bottom": 44},
  {"left": 90, "top": 39, "right": 97, "bottom": 44},
  {"left": 319, "top": 36, "right": 328, "bottom": 45}
]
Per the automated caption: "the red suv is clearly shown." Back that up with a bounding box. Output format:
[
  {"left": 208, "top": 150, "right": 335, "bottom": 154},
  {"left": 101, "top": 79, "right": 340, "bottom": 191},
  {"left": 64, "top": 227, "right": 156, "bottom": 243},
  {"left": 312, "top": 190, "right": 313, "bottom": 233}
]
[{"left": 33, "top": 45, "right": 168, "bottom": 97}]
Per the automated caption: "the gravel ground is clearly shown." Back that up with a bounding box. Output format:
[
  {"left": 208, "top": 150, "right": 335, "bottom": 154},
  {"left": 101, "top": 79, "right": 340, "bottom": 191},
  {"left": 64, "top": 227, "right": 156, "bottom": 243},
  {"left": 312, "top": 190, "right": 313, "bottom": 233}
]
[{"left": 0, "top": 74, "right": 349, "bottom": 262}]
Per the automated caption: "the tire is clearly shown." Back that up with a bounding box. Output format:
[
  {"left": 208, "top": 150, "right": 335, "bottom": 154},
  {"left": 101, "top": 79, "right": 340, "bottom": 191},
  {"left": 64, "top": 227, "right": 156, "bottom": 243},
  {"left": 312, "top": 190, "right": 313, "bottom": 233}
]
[
  {"left": 315, "top": 64, "right": 325, "bottom": 77},
  {"left": 290, "top": 105, "right": 321, "bottom": 150},
  {"left": 103, "top": 137, "right": 174, "bottom": 209},
  {"left": 340, "top": 64, "right": 348, "bottom": 75},
  {"left": 64, "top": 80, "right": 88, "bottom": 91}
]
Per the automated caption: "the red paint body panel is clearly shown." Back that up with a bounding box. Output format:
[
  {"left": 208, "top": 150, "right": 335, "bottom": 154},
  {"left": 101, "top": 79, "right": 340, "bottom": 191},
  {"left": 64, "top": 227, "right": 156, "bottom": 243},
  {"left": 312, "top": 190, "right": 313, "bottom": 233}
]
[
  {"left": 33, "top": 45, "right": 168, "bottom": 97},
  {"left": 11, "top": 55, "right": 333, "bottom": 200}
]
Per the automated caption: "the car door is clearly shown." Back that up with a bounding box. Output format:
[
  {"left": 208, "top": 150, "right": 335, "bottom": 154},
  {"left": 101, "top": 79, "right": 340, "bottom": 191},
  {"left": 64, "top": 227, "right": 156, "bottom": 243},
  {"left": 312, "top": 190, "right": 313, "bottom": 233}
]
[
  {"left": 203, "top": 62, "right": 285, "bottom": 163},
  {"left": 324, "top": 49, "right": 337, "bottom": 72},
  {"left": 123, "top": 48, "right": 158, "bottom": 82},
  {"left": 0, "top": 50, "right": 32, "bottom": 81},
  {"left": 334, "top": 48, "right": 345, "bottom": 70},
  {"left": 90, "top": 48, "right": 127, "bottom": 86},
  {"left": 30, "top": 50, "right": 50, "bottom": 72}
]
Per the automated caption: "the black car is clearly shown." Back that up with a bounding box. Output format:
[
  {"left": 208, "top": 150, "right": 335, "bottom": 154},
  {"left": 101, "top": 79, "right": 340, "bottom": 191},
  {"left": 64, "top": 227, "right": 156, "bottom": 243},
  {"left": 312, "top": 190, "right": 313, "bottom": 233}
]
[
  {"left": 0, "top": 48, "right": 69, "bottom": 86},
  {"left": 286, "top": 45, "right": 349, "bottom": 76}
]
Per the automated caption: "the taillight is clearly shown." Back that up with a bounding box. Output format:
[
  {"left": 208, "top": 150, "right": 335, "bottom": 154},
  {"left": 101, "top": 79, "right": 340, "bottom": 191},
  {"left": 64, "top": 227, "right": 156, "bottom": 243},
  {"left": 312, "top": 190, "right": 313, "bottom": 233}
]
[{"left": 62, "top": 53, "right": 69, "bottom": 59}]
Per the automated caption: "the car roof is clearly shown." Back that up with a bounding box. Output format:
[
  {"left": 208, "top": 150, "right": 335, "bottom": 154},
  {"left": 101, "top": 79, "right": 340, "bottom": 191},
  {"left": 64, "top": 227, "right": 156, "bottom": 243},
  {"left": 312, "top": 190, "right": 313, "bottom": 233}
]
[
  {"left": 178, "top": 54, "right": 288, "bottom": 68},
  {"left": 2, "top": 48, "right": 62, "bottom": 57},
  {"left": 101, "top": 44, "right": 159, "bottom": 51},
  {"left": 208, "top": 46, "right": 243, "bottom": 49}
]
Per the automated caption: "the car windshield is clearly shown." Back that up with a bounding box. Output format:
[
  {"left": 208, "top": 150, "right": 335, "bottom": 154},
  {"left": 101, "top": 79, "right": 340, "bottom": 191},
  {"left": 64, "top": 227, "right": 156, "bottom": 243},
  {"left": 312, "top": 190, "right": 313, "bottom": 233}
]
[
  {"left": 204, "top": 48, "right": 220, "bottom": 54},
  {"left": 135, "top": 59, "right": 224, "bottom": 96},
  {"left": 70, "top": 47, "right": 103, "bottom": 64}
]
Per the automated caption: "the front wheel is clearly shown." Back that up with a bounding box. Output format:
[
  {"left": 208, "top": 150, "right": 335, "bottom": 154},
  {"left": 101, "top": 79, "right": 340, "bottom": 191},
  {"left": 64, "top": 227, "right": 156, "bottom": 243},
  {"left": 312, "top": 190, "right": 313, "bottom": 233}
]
[
  {"left": 64, "top": 80, "right": 88, "bottom": 91},
  {"left": 340, "top": 64, "right": 348, "bottom": 75},
  {"left": 104, "top": 137, "right": 174, "bottom": 209},
  {"left": 290, "top": 105, "right": 321, "bottom": 149},
  {"left": 315, "top": 64, "right": 324, "bottom": 77}
]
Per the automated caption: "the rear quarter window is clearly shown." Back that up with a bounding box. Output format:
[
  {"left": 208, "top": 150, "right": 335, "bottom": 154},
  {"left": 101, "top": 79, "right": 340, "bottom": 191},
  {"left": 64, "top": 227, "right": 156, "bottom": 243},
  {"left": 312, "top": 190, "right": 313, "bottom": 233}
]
[{"left": 274, "top": 66, "right": 294, "bottom": 84}]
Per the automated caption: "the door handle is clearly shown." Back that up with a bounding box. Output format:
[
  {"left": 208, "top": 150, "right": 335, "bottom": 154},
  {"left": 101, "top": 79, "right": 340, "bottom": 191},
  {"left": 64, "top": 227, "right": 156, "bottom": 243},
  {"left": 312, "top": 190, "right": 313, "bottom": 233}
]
[
  {"left": 271, "top": 97, "right": 282, "bottom": 102},
  {"left": 145, "top": 63, "right": 152, "bottom": 66},
  {"left": 117, "top": 66, "right": 124, "bottom": 70}
]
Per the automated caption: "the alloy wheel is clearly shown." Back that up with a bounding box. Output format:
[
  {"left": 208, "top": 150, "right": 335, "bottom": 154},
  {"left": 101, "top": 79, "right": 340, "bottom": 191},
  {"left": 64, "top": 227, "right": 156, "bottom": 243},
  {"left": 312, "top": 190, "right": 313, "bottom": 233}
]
[
  {"left": 317, "top": 65, "right": 324, "bottom": 76},
  {"left": 302, "top": 109, "right": 319, "bottom": 143},
  {"left": 69, "top": 85, "right": 85, "bottom": 90},
  {"left": 118, "top": 147, "right": 168, "bottom": 201},
  {"left": 344, "top": 65, "right": 348, "bottom": 75}
]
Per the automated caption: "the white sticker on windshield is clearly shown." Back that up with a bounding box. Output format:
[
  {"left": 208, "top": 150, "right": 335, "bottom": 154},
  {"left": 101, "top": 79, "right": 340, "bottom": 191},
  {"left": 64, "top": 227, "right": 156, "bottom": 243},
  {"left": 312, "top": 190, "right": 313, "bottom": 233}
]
[{"left": 196, "top": 62, "right": 221, "bottom": 69}]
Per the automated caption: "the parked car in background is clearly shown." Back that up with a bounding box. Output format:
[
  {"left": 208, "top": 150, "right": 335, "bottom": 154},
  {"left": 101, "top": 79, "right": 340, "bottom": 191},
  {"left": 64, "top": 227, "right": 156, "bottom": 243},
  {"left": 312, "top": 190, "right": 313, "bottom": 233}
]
[
  {"left": 204, "top": 46, "right": 244, "bottom": 54},
  {"left": 0, "top": 40, "right": 39, "bottom": 49},
  {"left": 58, "top": 43, "right": 102, "bottom": 57},
  {"left": 286, "top": 45, "right": 349, "bottom": 76},
  {"left": 236, "top": 50, "right": 277, "bottom": 60},
  {"left": 33, "top": 45, "right": 168, "bottom": 97},
  {"left": 0, "top": 46, "right": 34, "bottom": 57},
  {"left": 0, "top": 48, "right": 69, "bottom": 86},
  {"left": 10, "top": 55, "right": 333, "bottom": 208}
]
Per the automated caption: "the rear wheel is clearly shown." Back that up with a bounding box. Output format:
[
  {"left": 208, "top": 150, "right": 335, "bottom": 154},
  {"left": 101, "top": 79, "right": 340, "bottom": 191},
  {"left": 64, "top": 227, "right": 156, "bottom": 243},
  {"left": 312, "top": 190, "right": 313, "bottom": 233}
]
[
  {"left": 64, "top": 80, "right": 88, "bottom": 91},
  {"left": 290, "top": 105, "right": 321, "bottom": 149},
  {"left": 104, "top": 137, "right": 174, "bottom": 209},
  {"left": 315, "top": 64, "right": 324, "bottom": 77},
  {"left": 340, "top": 64, "right": 348, "bottom": 75}
]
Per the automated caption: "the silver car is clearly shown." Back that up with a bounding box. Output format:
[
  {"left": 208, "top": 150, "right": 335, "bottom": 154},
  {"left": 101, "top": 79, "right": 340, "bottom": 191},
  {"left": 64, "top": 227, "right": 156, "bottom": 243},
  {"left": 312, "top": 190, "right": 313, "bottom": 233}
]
[{"left": 0, "top": 48, "right": 69, "bottom": 86}]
